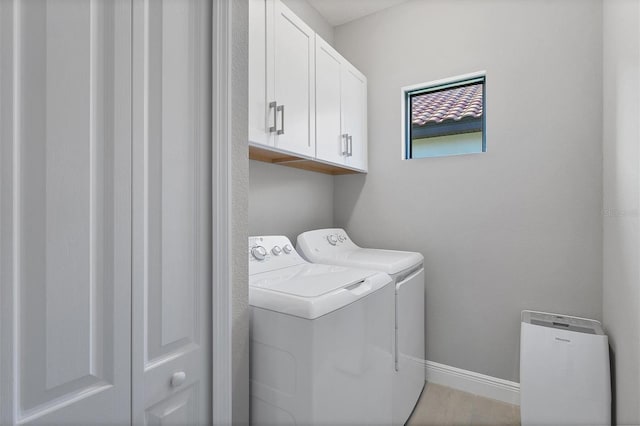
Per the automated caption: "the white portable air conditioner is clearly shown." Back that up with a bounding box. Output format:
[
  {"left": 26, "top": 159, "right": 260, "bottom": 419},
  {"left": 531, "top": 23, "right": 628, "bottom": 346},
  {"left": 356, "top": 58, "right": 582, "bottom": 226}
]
[{"left": 520, "top": 310, "right": 611, "bottom": 426}]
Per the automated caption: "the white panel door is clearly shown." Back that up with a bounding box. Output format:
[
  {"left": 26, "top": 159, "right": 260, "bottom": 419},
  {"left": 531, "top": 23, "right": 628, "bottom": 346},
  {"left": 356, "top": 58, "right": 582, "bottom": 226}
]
[
  {"left": 270, "top": 0, "right": 315, "bottom": 157},
  {"left": 315, "top": 37, "right": 345, "bottom": 166},
  {"left": 0, "top": 0, "right": 132, "bottom": 424},
  {"left": 342, "top": 65, "right": 367, "bottom": 171},
  {"left": 132, "top": 0, "right": 212, "bottom": 424}
]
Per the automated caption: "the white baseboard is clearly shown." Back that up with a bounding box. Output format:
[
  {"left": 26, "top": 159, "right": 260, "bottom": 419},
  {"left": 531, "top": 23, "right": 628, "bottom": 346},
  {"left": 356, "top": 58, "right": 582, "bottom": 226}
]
[{"left": 425, "top": 360, "right": 520, "bottom": 406}]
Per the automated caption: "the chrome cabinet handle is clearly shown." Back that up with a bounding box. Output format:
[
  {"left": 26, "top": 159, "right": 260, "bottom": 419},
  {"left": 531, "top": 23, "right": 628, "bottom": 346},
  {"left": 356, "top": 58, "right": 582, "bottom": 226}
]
[
  {"left": 269, "top": 101, "right": 277, "bottom": 133},
  {"left": 348, "top": 135, "right": 353, "bottom": 157},
  {"left": 277, "top": 105, "right": 285, "bottom": 135},
  {"left": 342, "top": 134, "right": 349, "bottom": 156}
]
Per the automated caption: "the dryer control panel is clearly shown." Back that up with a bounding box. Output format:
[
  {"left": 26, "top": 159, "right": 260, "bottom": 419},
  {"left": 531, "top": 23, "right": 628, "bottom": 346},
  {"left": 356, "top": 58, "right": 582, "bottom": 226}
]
[
  {"left": 297, "top": 228, "right": 360, "bottom": 254},
  {"left": 326, "top": 231, "right": 349, "bottom": 246},
  {"left": 297, "top": 228, "right": 424, "bottom": 277}
]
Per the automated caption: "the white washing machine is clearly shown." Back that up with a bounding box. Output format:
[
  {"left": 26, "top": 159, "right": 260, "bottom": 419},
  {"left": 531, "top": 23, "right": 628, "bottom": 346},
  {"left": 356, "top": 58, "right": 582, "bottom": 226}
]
[
  {"left": 296, "top": 229, "right": 425, "bottom": 425},
  {"left": 249, "top": 235, "right": 395, "bottom": 425}
]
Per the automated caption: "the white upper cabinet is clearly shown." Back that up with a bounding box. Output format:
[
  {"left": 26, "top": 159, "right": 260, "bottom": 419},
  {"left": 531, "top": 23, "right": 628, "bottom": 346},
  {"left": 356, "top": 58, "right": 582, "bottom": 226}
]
[
  {"left": 315, "top": 37, "right": 344, "bottom": 166},
  {"left": 342, "top": 63, "right": 368, "bottom": 171},
  {"left": 248, "top": 0, "right": 270, "bottom": 146},
  {"left": 249, "top": 0, "right": 368, "bottom": 174},
  {"left": 316, "top": 37, "right": 368, "bottom": 172},
  {"left": 249, "top": 0, "right": 315, "bottom": 158},
  {"left": 271, "top": 1, "right": 316, "bottom": 157}
]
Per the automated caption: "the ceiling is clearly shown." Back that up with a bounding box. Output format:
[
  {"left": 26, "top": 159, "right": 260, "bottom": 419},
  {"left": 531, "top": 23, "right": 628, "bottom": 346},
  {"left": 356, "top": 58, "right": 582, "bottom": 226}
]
[{"left": 307, "top": 0, "right": 410, "bottom": 26}]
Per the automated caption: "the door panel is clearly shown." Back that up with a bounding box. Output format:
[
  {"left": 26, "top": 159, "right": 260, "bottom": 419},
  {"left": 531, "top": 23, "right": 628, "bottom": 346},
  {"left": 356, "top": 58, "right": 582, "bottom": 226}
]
[
  {"left": 132, "top": 0, "right": 211, "bottom": 424},
  {"left": 145, "top": 0, "right": 198, "bottom": 362},
  {"left": 272, "top": 0, "right": 315, "bottom": 157},
  {"left": 146, "top": 385, "right": 199, "bottom": 425},
  {"left": 315, "top": 38, "right": 344, "bottom": 166},
  {"left": 0, "top": 0, "right": 132, "bottom": 424}
]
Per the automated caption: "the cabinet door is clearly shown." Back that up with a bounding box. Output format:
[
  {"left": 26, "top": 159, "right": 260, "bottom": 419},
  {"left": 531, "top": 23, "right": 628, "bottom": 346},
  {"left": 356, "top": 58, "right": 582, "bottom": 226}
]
[
  {"left": 315, "top": 37, "right": 346, "bottom": 166},
  {"left": 270, "top": 0, "right": 315, "bottom": 157},
  {"left": 342, "top": 65, "right": 368, "bottom": 171},
  {"left": 132, "top": 0, "right": 211, "bottom": 424},
  {"left": 248, "top": 0, "right": 273, "bottom": 146},
  {"left": 0, "top": 1, "right": 132, "bottom": 424}
]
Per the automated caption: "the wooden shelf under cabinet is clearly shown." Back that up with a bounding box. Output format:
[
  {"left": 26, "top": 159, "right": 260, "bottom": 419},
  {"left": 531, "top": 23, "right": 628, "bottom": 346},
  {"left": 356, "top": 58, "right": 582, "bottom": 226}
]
[{"left": 249, "top": 145, "right": 365, "bottom": 176}]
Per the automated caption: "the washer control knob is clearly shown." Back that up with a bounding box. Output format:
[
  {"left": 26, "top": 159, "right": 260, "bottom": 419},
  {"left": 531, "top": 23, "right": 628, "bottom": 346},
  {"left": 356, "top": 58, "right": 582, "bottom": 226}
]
[
  {"left": 271, "top": 246, "right": 282, "bottom": 256},
  {"left": 282, "top": 244, "right": 293, "bottom": 254},
  {"left": 327, "top": 235, "right": 338, "bottom": 245},
  {"left": 338, "top": 235, "right": 345, "bottom": 242},
  {"left": 251, "top": 246, "right": 267, "bottom": 261}
]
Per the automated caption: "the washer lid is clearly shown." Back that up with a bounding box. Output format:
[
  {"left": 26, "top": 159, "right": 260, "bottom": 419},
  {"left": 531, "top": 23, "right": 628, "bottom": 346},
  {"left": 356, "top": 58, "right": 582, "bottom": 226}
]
[
  {"left": 249, "top": 264, "right": 392, "bottom": 319},
  {"left": 251, "top": 263, "right": 377, "bottom": 297}
]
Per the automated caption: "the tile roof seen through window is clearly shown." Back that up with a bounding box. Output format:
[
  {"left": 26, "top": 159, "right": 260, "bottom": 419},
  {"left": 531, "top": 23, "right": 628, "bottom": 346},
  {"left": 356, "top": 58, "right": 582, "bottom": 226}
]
[{"left": 412, "top": 83, "right": 483, "bottom": 127}]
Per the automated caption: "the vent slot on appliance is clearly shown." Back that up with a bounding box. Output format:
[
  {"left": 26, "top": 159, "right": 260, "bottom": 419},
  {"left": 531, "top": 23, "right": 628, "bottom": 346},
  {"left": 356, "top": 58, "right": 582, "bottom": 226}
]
[{"left": 530, "top": 319, "right": 596, "bottom": 335}]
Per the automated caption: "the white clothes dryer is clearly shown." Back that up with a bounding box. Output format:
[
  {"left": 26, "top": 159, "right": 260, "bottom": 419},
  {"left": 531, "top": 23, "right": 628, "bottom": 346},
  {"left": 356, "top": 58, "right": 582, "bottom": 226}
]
[
  {"left": 296, "top": 229, "right": 426, "bottom": 425},
  {"left": 249, "top": 235, "right": 395, "bottom": 425}
]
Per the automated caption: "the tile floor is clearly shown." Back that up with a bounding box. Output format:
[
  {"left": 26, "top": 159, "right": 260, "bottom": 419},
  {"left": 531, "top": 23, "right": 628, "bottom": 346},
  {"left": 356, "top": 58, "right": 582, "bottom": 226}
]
[{"left": 406, "top": 383, "right": 521, "bottom": 426}]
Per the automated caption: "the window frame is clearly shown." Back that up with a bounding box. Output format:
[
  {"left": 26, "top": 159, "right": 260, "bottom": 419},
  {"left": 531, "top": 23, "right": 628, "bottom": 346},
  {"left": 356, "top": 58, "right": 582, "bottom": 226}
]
[{"left": 401, "top": 71, "right": 487, "bottom": 160}]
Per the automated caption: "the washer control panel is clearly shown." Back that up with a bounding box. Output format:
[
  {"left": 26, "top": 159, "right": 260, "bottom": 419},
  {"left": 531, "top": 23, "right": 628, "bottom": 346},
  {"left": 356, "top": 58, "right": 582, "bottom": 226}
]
[
  {"left": 251, "top": 245, "right": 268, "bottom": 260},
  {"left": 249, "top": 236, "right": 305, "bottom": 275}
]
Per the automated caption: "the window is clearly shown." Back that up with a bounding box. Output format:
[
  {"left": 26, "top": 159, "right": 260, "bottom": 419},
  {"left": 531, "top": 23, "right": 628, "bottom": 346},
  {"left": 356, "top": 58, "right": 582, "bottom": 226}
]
[{"left": 403, "top": 72, "right": 486, "bottom": 159}]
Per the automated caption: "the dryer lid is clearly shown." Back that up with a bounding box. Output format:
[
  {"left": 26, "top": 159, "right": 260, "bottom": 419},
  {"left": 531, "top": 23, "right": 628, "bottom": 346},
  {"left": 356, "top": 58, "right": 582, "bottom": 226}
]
[{"left": 333, "top": 248, "right": 424, "bottom": 276}]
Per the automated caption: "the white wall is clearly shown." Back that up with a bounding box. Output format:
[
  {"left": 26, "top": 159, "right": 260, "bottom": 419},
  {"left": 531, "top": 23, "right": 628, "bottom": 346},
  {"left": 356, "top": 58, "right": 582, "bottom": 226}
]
[
  {"left": 281, "top": 0, "right": 334, "bottom": 44},
  {"left": 249, "top": 161, "right": 334, "bottom": 242},
  {"left": 603, "top": 1, "right": 640, "bottom": 423},
  {"left": 249, "top": 0, "right": 336, "bottom": 242},
  {"left": 333, "top": 0, "right": 603, "bottom": 382}
]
